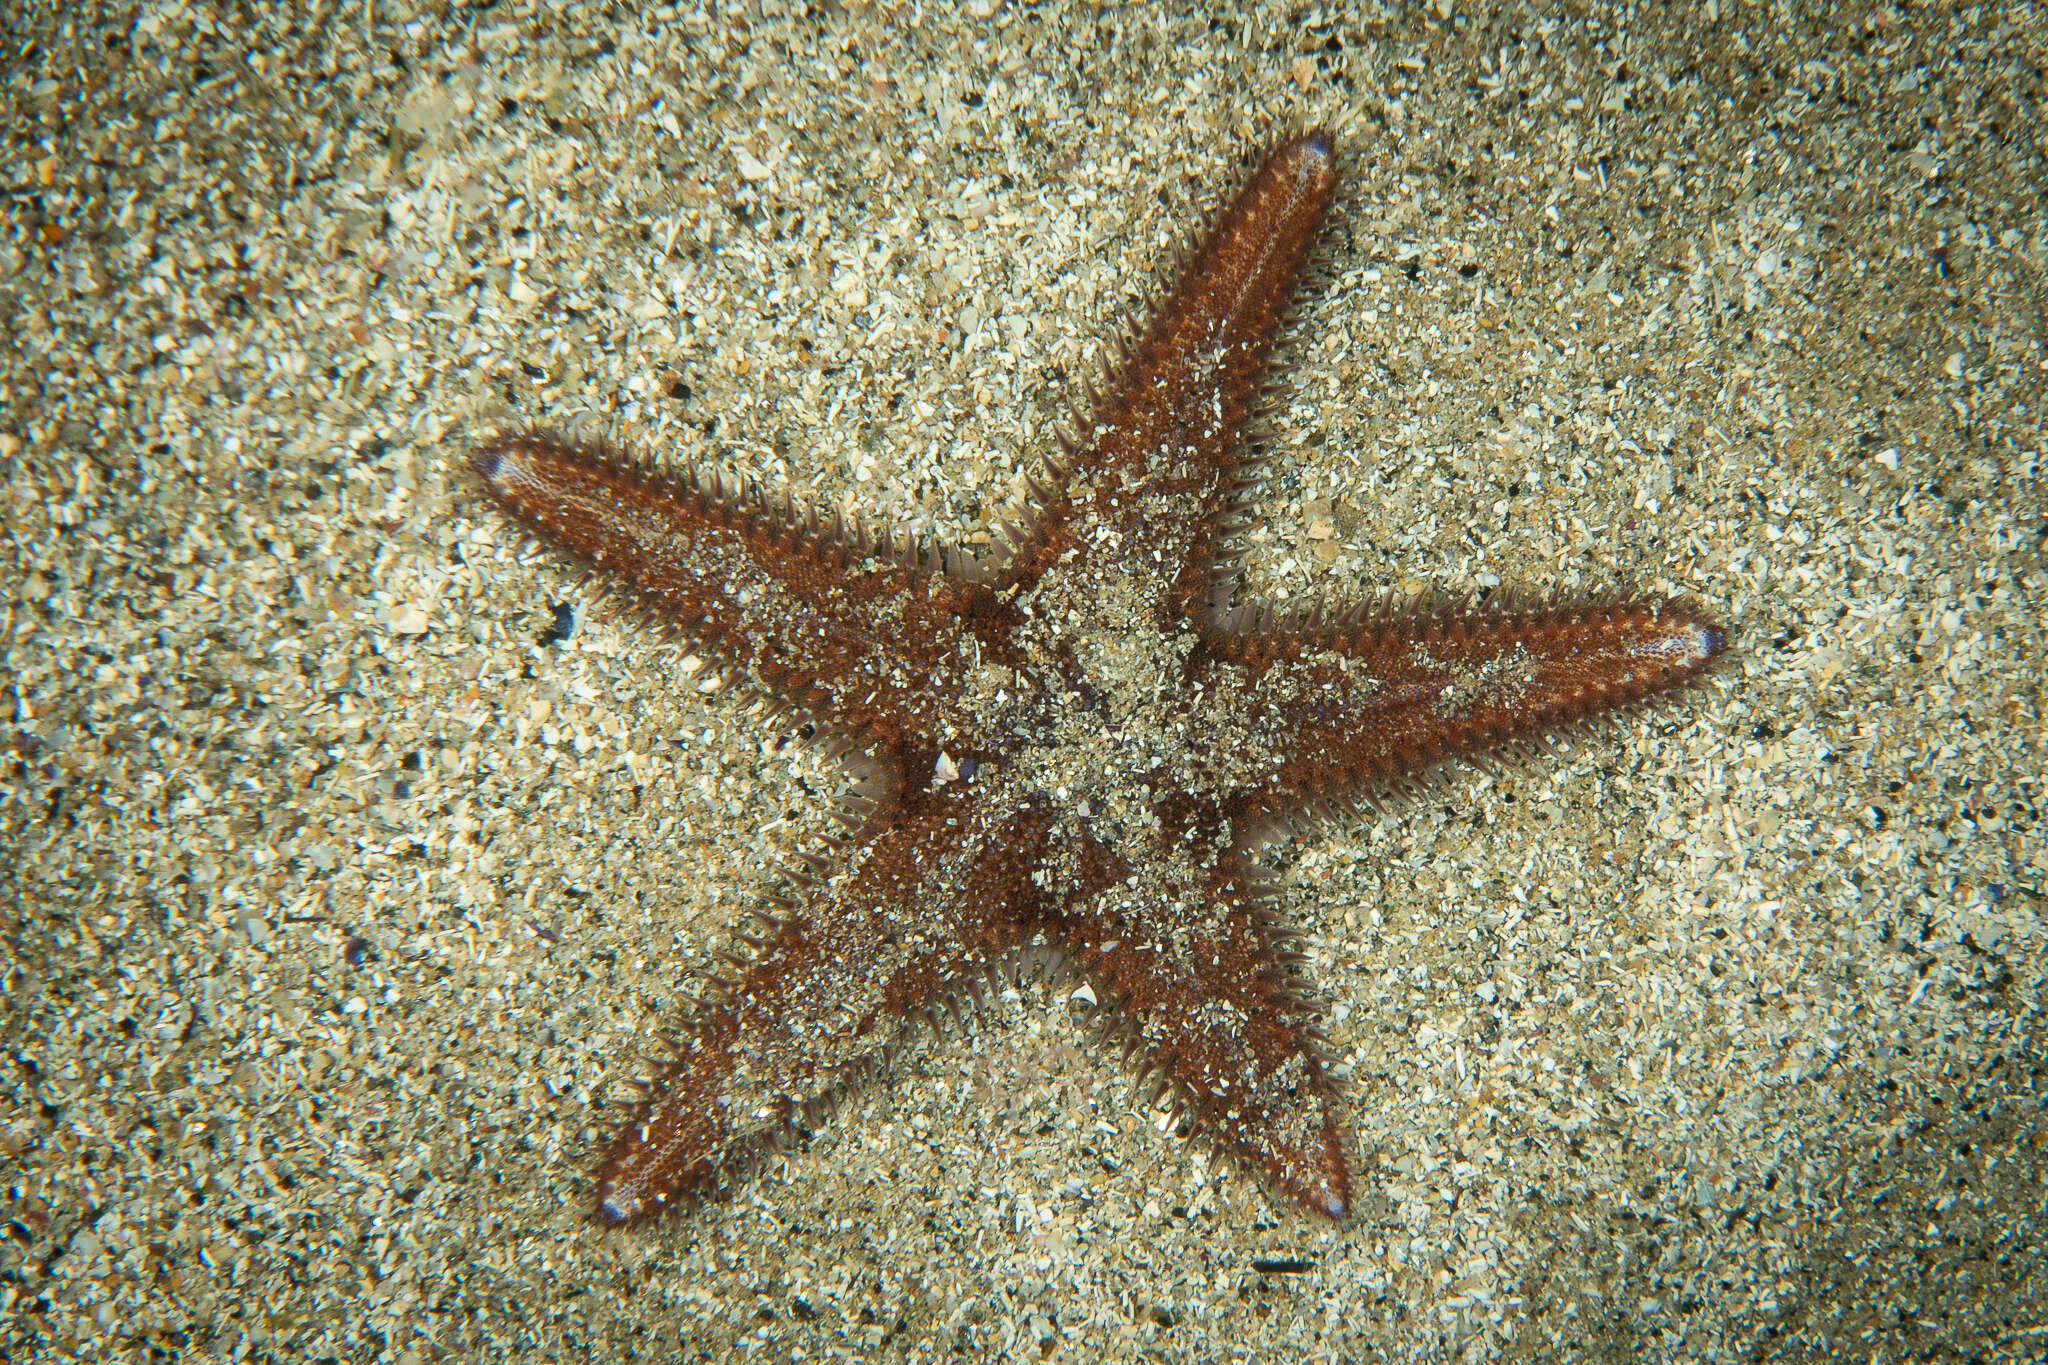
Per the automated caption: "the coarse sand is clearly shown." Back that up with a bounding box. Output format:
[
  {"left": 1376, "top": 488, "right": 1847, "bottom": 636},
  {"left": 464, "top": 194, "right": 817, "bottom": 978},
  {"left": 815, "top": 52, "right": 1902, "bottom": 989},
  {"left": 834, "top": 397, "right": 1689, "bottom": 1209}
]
[{"left": 4, "top": 3, "right": 2043, "bottom": 1360}]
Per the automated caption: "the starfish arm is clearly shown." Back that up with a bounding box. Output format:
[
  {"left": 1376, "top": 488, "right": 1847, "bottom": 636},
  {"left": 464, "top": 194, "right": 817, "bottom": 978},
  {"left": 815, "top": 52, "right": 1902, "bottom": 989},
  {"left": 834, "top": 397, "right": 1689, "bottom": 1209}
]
[
  {"left": 1215, "top": 600, "right": 1727, "bottom": 826},
  {"left": 592, "top": 786, "right": 1050, "bottom": 1225},
  {"left": 473, "top": 433, "right": 994, "bottom": 758},
  {"left": 1051, "top": 850, "right": 1352, "bottom": 1219},
  {"left": 1003, "top": 132, "right": 1338, "bottom": 625}
]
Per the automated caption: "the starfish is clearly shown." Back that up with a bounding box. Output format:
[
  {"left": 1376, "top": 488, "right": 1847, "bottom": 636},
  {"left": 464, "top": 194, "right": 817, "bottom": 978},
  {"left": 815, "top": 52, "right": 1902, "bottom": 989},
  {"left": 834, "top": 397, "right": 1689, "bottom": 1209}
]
[{"left": 472, "top": 129, "right": 1724, "bottom": 1225}]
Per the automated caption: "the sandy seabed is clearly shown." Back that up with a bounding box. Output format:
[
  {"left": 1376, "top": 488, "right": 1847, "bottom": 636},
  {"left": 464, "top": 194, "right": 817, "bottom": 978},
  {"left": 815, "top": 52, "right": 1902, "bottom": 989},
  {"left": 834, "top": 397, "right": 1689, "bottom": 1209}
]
[{"left": 3, "top": 2, "right": 2043, "bottom": 1361}]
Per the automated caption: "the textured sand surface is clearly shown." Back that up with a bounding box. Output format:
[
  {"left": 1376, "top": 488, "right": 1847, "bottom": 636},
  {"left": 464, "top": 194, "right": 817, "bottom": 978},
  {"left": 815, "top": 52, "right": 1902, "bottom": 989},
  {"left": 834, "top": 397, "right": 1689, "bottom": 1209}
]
[{"left": 4, "top": 3, "right": 2044, "bottom": 1361}]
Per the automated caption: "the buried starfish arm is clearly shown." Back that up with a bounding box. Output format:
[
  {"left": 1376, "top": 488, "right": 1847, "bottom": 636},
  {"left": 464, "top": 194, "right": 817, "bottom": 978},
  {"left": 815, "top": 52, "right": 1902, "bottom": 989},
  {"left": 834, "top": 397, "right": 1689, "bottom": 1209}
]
[
  {"left": 593, "top": 787, "right": 1051, "bottom": 1224},
  {"left": 1049, "top": 849, "right": 1351, "bottom": 1219},
  {"left": 1223, "top": 600, "right": 1727, "bottom": 818},
  {"left": 473, "top": 432, "right": 991, "bottom": 749}
]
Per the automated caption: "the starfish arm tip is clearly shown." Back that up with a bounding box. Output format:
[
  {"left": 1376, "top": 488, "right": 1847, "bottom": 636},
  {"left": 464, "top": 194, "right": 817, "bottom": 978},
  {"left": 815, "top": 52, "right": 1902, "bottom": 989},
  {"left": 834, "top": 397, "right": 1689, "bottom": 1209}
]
[
  {"left": 595, "top": 1190, "right": 641, "bottom": 1227},
  {"left": 1295, "top": 127, "right": 1336, "bottom": 165},
  {"left": 471, "top": 441, "right": 510, "bottom": 484},
  {"left": 1695, "top": 619, "right": 1729, "bottom": 663}
]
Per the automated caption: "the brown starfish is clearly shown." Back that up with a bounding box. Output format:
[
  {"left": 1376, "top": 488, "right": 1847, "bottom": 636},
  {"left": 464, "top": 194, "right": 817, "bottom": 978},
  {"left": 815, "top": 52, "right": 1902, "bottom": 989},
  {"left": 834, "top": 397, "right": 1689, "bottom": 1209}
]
[{"left": 472, "top": 130, "right": 1724, "bottom": 1224}]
